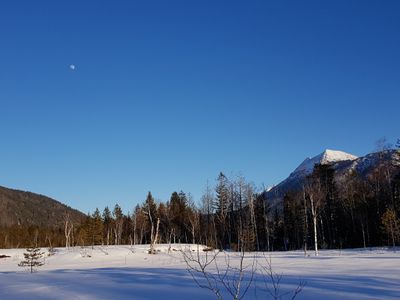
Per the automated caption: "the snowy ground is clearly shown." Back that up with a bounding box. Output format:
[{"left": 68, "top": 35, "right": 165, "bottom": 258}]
[{"left": 0, "top": 244, "right": 399, "bottom": 299}]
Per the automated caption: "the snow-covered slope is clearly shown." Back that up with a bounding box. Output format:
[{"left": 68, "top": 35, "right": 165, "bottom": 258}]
[
  {"left": 293, "top": 149, "right": 358, "bottom": 174},
  {"left": 264, "top": 149, "right": 399, "bottom": 206}
]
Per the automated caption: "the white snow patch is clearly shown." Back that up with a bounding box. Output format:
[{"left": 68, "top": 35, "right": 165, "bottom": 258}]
[
  {"left": 0, "top": 245, "right": 399, "bottom": 299},
  {"left": 294, "top": 149, "right": 358, "bottom": 174}
]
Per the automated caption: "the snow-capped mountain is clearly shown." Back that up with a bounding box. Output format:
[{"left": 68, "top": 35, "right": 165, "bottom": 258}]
[
  {"left": 264, "top": 149, "right": 399, "bottom": 206},
  {"left": 293, "top": 149, "right": 358, "bottom": 175}
]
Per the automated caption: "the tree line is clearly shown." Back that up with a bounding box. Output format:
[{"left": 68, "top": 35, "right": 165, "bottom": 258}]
[{"left": 1, "top": 150, "right": 399, "bottom": 251}]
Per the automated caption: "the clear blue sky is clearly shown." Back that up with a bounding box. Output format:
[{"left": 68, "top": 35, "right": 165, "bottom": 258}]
[{"left": 1, "top": 1, "right": 399, "bottom": 214}]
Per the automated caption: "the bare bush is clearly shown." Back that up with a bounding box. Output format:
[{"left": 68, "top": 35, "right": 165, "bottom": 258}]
[
  {"left": 182, "top": 247, "right": 304, "bottom": 300},
  {"left": 257, "top": 255, "right": 305, "bottom": 300},
  {"left": 182, "top": 246, "right": 255, "bottom": 300}
]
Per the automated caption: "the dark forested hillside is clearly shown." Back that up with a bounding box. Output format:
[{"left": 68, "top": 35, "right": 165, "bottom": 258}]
[
  {"left": 0, "top": 186, "right": 84, "bottom": 228},
  {"left": 0, "top": 186, "right": 85, "bottom": 248}
]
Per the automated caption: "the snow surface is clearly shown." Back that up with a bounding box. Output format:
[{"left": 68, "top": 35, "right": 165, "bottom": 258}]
[
  {"left": 1, "top": 245, "right": 399, "bottom": 299},
  {"left": 294, "top": 149, "right": 358, "bottom": 174}
]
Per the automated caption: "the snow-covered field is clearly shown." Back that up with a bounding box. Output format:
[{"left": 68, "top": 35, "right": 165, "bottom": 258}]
[{"left": 0, "top": 245, "right": 399, "bottom": 299}]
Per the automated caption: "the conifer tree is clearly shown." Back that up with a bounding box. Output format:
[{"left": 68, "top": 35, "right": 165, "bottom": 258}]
[
  {"left": 215, "top": 172, "right": 230, "bottom": 249},
  {"left": 215, "top": 172, "right": 229, "bottom": 216},
  {"left": 144, "top": 192, "right": 157, "bottom": 219},
  {"left": 169, "top": 191, "right": 188, "bottom": 243},
  {"left": 18, "top": 247, "right": 44, "bottom": 273},
  {"left": 91, "top": 208, "right": 104, "bottom": 246}
]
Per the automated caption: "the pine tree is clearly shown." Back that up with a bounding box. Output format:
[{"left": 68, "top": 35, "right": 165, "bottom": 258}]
[
  {"left": 169, "top": 191, "right": 188, "bottom": 243},
  {"left": 18, "top": 247, "right": 44, "bottom": 273},
  {"left": 215, "top": 172, "right": 229, "bottom": 216},
  {"left": 144, "top": 192, "right": 157, "bottom": 219},
  {"left": 91, "top": 208, "right": 104, "bottom": 246},
  {"left": 215, "top": 172, "right": 230, "bottom": 249},
  {"left": 80, "top": 214, "right": 92, "bottom": 246}
]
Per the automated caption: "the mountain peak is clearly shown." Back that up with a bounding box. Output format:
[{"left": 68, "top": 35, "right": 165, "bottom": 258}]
[
  {"left": 320, "top": 149, "right": 358, "bottom": 164},
  {"left": 294, "top": 149, "right": 358, "bottom": 174},
  {"left": 265, "top": 149, "right": 398, "bottom": 208}
]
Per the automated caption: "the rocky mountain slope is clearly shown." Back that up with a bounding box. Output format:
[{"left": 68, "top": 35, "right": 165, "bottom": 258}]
[{"left": 264, "top": 149, "right": 400, "bottom": 206}]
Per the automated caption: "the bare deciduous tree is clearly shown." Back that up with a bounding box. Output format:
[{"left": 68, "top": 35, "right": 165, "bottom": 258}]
[
  {"left": 150, "top": 217, "right": 160, "bottom": 253},
  {"left": 182, "top": 246, "right": 255, "bottom": 300},
  {"left": 257, "top": 255, "right": 305, "bottom": 300},
  {"left": 64, "top": 213, "right": 73, "bottom": 249},
  {"left": 187, "top": 195, "right": 200, "bottom": 245},
  {"left": 305, "top": 172, "right": 325, "bottom": 256},
  {"left": 113, "top": 204, "right": 124, "bottom": 245},
  {"left": 182, "top": 247, "right": 304, "bottom": 300},
  {"left": 382, "top": 208, "right": 400, "bottom": 247}
]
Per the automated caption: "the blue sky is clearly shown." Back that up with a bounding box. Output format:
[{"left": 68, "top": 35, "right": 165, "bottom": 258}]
[{"left": 1, "top": 1, "right": 399, "bottom": 213}]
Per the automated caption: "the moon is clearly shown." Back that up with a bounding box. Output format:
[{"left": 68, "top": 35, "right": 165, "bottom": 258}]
[{"left": 69, "top": 64, "right": 76, "bottom": 71}]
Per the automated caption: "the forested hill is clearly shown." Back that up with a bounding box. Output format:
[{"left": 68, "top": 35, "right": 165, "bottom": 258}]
[{"left": 0, "top": 185, "right": 85, "bottom": 228}]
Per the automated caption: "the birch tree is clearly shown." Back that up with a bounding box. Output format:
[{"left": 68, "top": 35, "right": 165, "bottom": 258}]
[
  {"left": 143, "top": 192, "right": 159, "bottom": 253},
  {"left": 113, "top": 204, "right": 123, "bottom": 245},
  {"left": 187, "top": 194, "right": 200, "bottom": 244},
  {"left": 305, "top": 166, "right": 326, "bottom": 256},
  {"left": 64, "top": 213, "right": 73, "bottom": 249}
]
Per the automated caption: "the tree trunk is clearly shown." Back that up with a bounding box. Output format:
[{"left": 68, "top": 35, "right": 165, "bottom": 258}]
[
  {"left": 263, "top": 203, "right": 270, "bottom": 252},
  {"left": 303, "top": 190, "right": 308, "bottom": 256},
  {"left": 361, "top": 222, "right": 366, "bottom": 248},
  {"left": 150, "top": 218, "right": 160, "bottom": 254},
  {"left": 192, "top": 224, "right": 195, "bottom": 245},
  {"left": 310, "top": 196, "right": 319, "bottom": 256},
  {"left": 390, "top": 224, "right": 395, "bottom": 248}
]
